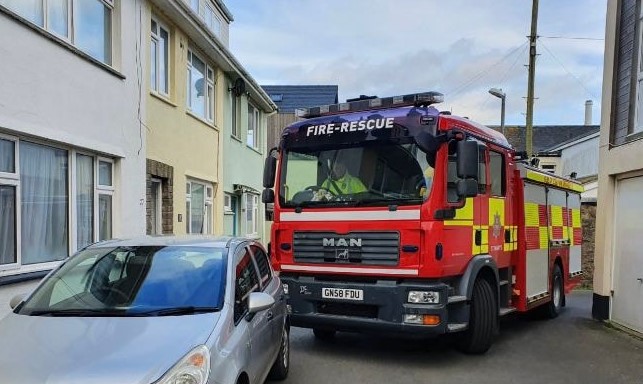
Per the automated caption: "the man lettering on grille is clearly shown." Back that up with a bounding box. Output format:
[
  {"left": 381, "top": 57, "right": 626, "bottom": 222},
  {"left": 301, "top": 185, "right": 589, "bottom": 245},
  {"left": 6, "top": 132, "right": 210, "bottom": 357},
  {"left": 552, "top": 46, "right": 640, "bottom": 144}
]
[{"left": 321, "top": 158, "right": 367, "bottom": 195}]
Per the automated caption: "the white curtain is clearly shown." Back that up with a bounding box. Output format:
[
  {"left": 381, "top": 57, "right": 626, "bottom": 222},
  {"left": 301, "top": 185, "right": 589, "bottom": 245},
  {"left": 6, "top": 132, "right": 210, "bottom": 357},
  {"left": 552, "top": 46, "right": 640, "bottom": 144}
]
[
  {"left": 0, "top": 185, "right": 16, "bottom": 265},
  {"left": 20, "top": 142, "right": 68, "bottom": 265},
  {"left": 76, "top": 154, "right": 93, "bottom": 250},
  {"left": 190, "top": 183, "right": 204, "bottom": 234},
  {"left": 98, "top": 194, "right": 112, "bottom": 241},
  {"left": 0, "top": 139, "right": 14, "bottom": 173}
]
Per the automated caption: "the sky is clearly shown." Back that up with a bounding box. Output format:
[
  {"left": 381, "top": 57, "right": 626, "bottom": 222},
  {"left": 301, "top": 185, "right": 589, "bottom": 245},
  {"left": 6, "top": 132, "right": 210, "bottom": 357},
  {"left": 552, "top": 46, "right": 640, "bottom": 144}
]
[{"left": 226, "top": 0, "right": 606, "bottom": 126}]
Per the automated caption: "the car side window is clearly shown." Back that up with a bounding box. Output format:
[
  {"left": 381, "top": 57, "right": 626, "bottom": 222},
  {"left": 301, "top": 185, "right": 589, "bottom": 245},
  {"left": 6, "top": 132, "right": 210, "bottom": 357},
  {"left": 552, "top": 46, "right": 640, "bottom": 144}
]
[
  {"left": 250, "top": 245, "right": 272, "bottom": 288},
  {"left": 234, "top": 247, "right": 260, "bottom": 324}
]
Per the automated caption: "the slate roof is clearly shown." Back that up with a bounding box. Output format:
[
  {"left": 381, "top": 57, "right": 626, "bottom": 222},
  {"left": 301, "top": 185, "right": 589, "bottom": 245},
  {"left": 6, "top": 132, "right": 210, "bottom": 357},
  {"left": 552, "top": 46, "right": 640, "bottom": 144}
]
[
  {"left": 488, "top": 125, "right": 600, "bottom": 153},
  {"left": 261, "top": 85, "right": 339, "bottom": 113}
]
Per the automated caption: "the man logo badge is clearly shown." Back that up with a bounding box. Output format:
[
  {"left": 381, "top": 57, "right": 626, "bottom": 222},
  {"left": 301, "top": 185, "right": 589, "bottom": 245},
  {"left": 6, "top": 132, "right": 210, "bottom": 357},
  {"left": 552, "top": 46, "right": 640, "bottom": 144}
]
[{"left": 335, "top": 249, "right": 350, "bottom": 261}]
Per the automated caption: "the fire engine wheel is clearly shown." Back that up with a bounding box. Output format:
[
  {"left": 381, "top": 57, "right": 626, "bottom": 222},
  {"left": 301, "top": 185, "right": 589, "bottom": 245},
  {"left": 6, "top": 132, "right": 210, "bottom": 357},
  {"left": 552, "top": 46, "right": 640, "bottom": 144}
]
[
  {"left": 313, "top": 328, "right": 336, "bottom": 341},
  {"left": 457, "top": 278, "right": 497, "bottom": 354},
  {"left": 542, "top": 264, "right": 564, "bottom": 319}
]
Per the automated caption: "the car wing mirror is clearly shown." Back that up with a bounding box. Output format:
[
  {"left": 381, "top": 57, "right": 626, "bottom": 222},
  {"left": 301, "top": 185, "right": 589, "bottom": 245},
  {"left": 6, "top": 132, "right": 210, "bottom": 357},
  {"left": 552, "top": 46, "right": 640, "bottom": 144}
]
[
  {"left": 248, "top": 292, "right": 275, "bottom": 314},
  {"left": 9, "top": 293, "right": 27, "bottom": 309}
]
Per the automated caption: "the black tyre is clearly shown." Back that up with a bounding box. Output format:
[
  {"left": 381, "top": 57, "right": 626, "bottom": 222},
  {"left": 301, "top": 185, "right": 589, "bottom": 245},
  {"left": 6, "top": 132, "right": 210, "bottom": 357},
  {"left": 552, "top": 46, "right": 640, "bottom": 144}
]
[
  {"left": 457, "top": 278, "right": 497, "bottom": 354},
  {"left": 542, "top": 264, "right": 564, "bottom": 319},
  {"left": 268, "top": 326, "right": 290, "bottom": 380},
  {"left": 312, "top": 328, "right": 336, "bottom": 341}
]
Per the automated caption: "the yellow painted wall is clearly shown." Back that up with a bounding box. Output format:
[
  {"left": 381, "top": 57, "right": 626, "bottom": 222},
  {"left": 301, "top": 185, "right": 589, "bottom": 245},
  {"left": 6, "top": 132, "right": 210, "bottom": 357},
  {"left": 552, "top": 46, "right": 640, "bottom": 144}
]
[{"left": 146, "top": 10, "right": 224, "bottom": 235}]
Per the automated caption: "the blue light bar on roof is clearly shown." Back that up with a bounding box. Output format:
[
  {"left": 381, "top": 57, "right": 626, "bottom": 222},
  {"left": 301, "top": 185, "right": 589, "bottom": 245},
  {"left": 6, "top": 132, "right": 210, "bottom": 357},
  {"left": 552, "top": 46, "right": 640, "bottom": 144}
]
[{"left": 295, "top": 91, "right": 444, "bottom": 118}]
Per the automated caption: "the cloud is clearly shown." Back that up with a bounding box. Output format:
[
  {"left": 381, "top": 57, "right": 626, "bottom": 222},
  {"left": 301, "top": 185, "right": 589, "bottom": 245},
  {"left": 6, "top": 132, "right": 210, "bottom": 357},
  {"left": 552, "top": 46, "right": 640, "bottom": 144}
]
[{"left": 227, "top": 0, "right": 607, "bottom": 126}]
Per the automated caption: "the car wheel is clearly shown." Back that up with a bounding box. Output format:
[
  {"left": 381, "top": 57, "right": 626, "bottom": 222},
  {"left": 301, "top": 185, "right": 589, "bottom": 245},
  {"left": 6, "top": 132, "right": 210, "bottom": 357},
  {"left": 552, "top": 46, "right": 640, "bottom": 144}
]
[
  {"left": 268, "top": 326, "right": 289, "bottom": 380},
  {"left": 542, "top": 264, "right": 564, "bottom": 319},
  {"left": 456, "top": 278, "right": 497, "bottom": 354},
  {"left": 312, "top": 328, "right": 336, "bottom": 341}
]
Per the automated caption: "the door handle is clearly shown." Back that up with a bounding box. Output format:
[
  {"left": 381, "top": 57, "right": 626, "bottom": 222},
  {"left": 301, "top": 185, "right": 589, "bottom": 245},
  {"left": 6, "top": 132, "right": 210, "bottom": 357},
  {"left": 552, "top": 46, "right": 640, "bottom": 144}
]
[{"left": 266, "top": 311, "right": 274, "bottom": 321}]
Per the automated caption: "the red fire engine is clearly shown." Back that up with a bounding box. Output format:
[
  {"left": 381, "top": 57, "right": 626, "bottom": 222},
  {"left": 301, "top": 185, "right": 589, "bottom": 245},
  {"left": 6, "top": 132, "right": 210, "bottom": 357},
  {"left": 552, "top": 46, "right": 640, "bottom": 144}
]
[{"left": 262, "top": 91, "right": 583, "bottom": 354}]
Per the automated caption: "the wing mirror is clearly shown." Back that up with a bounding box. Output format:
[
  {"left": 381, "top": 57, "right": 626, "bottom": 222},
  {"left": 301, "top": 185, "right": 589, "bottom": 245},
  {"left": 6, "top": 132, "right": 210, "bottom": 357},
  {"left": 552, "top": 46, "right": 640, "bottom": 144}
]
[
  {"left": 9, "top": 293, "right": 27, "bottom": 309},
  {"left": 456, "top": 140, "right": 479, "bottom": 180},
  {"left": 456, "top": 179, "right": 478, "bottom": 198},
  {"left": 248, "top": 292, "right": 275, "bottom": 314}
]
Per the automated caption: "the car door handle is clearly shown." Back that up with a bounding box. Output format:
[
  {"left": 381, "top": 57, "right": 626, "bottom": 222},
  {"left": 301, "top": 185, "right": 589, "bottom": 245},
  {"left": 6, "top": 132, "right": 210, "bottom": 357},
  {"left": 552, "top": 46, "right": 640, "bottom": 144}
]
[{"left": 266, "top": 311, "right": 274, "bottom": 321}]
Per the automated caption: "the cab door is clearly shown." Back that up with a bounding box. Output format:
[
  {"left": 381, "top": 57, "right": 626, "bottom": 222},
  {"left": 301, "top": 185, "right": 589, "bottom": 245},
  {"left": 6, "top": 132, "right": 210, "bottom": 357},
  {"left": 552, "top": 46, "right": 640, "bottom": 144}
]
[{"left": 487, "top": 149, "right": 511, "bottom": 267}]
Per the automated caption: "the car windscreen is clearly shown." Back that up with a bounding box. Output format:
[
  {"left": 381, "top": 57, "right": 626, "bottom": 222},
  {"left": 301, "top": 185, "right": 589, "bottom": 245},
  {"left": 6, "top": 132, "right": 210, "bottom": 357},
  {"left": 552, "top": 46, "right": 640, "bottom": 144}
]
[
  {"left": 16, "top": 246, "right": 227, "bottom": 316},
  {"left": 279, "top": 140, "right": 432, "bottom": 208}
]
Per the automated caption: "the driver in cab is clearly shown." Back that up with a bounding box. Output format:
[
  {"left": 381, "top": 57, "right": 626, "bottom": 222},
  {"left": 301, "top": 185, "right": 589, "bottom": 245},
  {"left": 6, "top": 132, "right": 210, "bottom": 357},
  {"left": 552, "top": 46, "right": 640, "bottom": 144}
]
[{"left": 321, "top": 158, "right": 367, "bottom": 195}]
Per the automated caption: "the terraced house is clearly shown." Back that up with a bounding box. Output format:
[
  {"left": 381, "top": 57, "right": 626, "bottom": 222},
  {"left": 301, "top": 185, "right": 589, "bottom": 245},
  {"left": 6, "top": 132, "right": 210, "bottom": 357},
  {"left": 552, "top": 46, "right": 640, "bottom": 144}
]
[
  {"left": 144, "top": 0, "right": 276, "bottom": 239},
  {"left": 0, "top": 0, "right": 275, "bottom": 281},
  {"left": 0, "top": 0, "right": 146, "bottom": 281}
]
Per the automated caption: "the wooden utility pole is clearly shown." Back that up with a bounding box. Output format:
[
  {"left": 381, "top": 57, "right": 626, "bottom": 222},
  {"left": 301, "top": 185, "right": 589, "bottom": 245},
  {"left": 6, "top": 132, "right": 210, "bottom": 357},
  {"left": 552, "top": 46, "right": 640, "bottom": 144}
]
[{"left": 526, "top": 0, "right": 539, "bottom": 157}]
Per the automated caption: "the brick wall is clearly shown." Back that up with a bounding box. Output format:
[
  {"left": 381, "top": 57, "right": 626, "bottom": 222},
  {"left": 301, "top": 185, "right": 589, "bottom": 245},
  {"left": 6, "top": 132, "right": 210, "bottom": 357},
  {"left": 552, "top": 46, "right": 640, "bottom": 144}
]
[
  {"left": 580, "top": 203, "right": 596, "bottom": 289},
  {"left": 146, "top": 159, "right": 174, "bottom": 234}
]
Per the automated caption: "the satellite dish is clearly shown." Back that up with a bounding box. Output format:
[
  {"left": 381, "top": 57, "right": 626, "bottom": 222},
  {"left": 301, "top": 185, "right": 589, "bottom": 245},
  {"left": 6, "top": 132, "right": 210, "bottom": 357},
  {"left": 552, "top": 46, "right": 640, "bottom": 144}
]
[{"left": 232, "top": 78, "right": 246, "bottom": 97}]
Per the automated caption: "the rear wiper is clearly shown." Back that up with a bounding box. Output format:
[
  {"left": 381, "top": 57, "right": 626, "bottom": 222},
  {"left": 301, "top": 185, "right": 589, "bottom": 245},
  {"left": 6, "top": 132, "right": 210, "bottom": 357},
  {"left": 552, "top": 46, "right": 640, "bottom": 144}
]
[
  {"left": 136, "top": 306, "right": 219, "bottom": 316},
  {"left": 27, "top": 308, "right": 127, "bottom": 317}
]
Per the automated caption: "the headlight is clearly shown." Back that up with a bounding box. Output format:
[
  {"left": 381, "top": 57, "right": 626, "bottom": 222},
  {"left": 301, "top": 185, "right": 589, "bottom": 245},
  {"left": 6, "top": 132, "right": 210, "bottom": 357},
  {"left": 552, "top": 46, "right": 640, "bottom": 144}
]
[
  {"left": 408, "top": 290, "right": 440, "bottom": 304},
  {"left": 156, "top": 345, "right": 210, "bottom": 384}
]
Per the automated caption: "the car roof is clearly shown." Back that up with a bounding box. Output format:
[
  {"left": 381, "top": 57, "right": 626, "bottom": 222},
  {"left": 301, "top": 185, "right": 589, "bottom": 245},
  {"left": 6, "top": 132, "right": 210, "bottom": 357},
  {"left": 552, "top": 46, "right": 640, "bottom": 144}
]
[{"left": 86, "top": 235, "right": 254, "bottom": 250}]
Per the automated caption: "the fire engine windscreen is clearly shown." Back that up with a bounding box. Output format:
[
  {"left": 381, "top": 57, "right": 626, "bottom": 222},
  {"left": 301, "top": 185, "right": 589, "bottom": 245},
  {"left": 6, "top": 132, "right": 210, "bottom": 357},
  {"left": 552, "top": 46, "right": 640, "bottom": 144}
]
[{"left": 279, "top": 141, "right": 433, "bottom": 207}]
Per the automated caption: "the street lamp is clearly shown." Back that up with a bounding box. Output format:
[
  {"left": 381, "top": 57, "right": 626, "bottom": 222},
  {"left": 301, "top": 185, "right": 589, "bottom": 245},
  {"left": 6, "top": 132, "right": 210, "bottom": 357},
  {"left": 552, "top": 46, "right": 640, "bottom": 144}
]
[{"left": 488, "top": 87, "right": 506, "bottom": 136}]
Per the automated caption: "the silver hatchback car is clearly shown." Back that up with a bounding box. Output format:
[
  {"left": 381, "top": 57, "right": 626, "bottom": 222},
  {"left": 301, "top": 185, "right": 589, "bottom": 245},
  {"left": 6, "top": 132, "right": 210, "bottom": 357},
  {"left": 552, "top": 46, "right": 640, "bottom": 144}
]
[{"left": 0, "top": 236, "right": 289, "bottom": 384}]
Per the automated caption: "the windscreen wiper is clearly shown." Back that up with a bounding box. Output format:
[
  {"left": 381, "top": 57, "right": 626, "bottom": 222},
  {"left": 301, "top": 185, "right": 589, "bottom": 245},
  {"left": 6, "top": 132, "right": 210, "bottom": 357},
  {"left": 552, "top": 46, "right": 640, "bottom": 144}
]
[
  {"left": 26, "top": 308, "right": 128, "bottom": 317},
  {"left": 136, "top": 306, "right": 219, "bottom": 316}
]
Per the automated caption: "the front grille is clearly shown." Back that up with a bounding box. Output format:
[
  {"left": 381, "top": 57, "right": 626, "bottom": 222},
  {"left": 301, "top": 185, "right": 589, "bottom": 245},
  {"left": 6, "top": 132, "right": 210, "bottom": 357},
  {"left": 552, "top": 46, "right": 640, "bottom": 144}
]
[
  {"left": 293, "top": 231, "right": 400, "bottom": 266},
  {"left": 316, "top": 301, "right": 379, "bottom": 319}
]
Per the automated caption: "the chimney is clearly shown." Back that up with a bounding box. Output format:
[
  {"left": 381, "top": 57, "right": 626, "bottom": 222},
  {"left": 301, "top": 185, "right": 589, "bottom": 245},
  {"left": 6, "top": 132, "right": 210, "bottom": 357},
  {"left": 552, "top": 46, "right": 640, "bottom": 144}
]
[{"left": 585, "top": 100, "right": 593, "bottom": 125}]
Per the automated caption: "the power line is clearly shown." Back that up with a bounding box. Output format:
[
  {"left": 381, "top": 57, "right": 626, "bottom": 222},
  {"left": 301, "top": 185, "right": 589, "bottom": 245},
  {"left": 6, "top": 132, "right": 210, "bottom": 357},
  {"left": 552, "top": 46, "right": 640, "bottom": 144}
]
[
  {"left": 540, "top": 35, "right": 604, "bottom": 41},
  {"left": 540, "top": 40, "right": 600, "bottom": 100},
  {"left": 480, "top": 43, "right": 530, "bottom": 111},
  {"left": 447, "top": 41, "right": 529, "bottom": 98}
]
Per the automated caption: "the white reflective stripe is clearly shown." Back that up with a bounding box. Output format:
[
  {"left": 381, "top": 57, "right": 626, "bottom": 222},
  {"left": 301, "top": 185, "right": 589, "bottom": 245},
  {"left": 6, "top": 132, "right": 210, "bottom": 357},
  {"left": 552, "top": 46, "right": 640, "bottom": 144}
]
[
  {"left": 280, "top": 209, "right": 420, "bottom": 222},
  {"left": 280, "top": 264, "right": 419, "bottom": 276}
]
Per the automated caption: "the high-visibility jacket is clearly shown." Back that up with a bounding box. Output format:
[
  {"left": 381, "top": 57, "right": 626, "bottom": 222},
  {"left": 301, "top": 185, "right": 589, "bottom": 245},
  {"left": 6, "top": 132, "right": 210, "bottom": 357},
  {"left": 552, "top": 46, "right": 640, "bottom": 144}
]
[{"left": 321, "top": 173, "right": 367, "bottom": 194}]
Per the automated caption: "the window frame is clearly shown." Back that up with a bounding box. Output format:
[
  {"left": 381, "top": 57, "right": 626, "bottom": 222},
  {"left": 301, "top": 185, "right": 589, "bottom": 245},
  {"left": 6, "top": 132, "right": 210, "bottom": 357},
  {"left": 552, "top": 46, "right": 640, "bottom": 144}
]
[
  {"left": 150, "top": 16, "right": 170, "bottom": 97},
  {"left": 185, "top": 178, "right": 214, "bottom": 234},
  {"left": 247, "top": 102, "right": 260, "bottom": 150},
  {"left": 489, "top": 150, "right": 506, "bottom": 197},
  {"left": 230, "top": 85, "right": 240, "bottom": 139},
  {"left": 244, "top": 192, "right": 259, "bottom": 237},
  {"left": 0, "top": 0, "right": 114, "bottom": 66},
  {"left": 0, "top": 134, "right": 19, "bottom": 180},
  {"left": 233, "top": 245, "right": 261, "bottom": 325},
  {"left": 186, "top": 49, "right": 216, "bottom": 124}
]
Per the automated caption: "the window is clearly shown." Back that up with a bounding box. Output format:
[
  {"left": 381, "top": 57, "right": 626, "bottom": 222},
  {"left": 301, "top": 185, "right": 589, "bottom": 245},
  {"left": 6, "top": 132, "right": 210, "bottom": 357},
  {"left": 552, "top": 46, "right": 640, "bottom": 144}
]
[
  {"left": 187, "top": 50, "right": 215, "bottom": 123},
  {"left": 97, "top": 158, "right": 114, "bottom": 241},
  {"left": 76, "top": 154, "right": 94, "bottom": 249},
  {"left": 234, "top": 248, "right": 260, "bottom": 323},
  {"left": 150, "top": 178, "right": 162, "bottom": 235},
  {"left": 269, "top": 94, "right": 283, "bottom": 102},
  {"left": 0, "top": 185, "right": 17, "bottom": 266},
  {"left": 20, "top": 142, "right": 69, "bottom": 264},
  {"left": 150, "top": 18, "right": 169, "bottom": 95},
  {"left": 201, "top": 2, "right": 221, "bottom": 37},
  {"left": 224, "top": 194, "right": 233, "bottom": 213},
  {"left": 0, "top": 138, "right": 15, "bottom": 174},
  {"left": 247, "top": 103, "right": 260, "bottom": 149},
  {"left": 489, "top": 151, "right": 505, "bottom": 197},
  {"left": 245, "top": 193, "right": 259, "bottom": 236},
  {"left": 186, "top": 179, "right": 214, "bottom": 234},
  {"left": 250, "top": 245, "right": 272, "bottom": 286},
  {"left": 1, "top": 0, "right": 113, "bottom": 65},
  {"left": 541, "top": 164, "right": 556, "bottom": 174}
]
